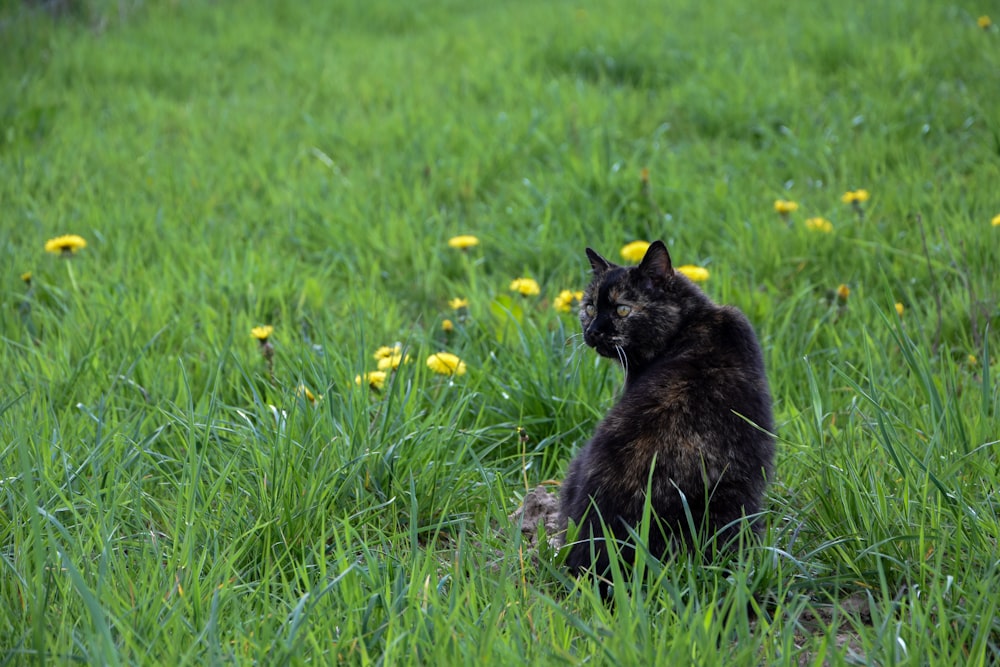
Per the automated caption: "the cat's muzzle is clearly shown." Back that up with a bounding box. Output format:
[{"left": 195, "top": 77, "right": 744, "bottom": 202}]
[{"left": 584, "top": 331, "right": 617, "bottom": 359}]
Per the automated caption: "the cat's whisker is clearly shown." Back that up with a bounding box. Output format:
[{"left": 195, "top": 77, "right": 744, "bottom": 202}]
[
  {"left": 566, "top": 340, "right": 589, "bottom": 360},
  {"left": 615, "top": 344, "right": 629, "bottom": 382},
  {"left": 561, "top": 333, "right": 588, "bottom": 361}
]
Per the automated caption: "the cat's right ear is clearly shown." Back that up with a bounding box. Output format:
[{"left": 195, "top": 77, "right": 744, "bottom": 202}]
[{"left": 586, "top": 248, "right": 613, "bottom": 275}]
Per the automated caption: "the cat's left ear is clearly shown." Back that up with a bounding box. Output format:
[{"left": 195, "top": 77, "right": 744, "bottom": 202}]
[{"left": 637, "top": 240, "right": 674, "bottom": 284}]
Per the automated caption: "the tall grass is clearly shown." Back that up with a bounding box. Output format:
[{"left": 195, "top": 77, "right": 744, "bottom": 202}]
[{"left": 2, "top": 0, "right": 999, "bottom": 663}]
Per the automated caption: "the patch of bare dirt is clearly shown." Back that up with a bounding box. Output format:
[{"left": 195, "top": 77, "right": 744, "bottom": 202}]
[
  {"left": 788, "top": 591, "right": 873, "bottom": 665},
  {"left": 508, "top": 485, "right": 564, "bottom": 549}
]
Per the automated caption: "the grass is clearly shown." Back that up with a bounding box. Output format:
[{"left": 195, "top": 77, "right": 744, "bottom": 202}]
[{"left": 2, "top": 0, "right": 999, "bottom": 663}]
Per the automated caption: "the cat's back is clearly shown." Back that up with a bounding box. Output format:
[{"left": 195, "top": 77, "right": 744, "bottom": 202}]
[
  {"left": 596, "top": 302, "right": 772, "bottom": 490},
  {"left": 631, "top": 303, "right": 768, "bottom": 406}
]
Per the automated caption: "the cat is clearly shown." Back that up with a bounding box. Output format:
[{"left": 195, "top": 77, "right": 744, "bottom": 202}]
[{"left": 559, "top": 240, "right": 774, "bottom": 585}]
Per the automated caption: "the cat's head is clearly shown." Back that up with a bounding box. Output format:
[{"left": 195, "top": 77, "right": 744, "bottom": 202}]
[{"left": 579, "top": 240, "right": 707, "bottom": 365}]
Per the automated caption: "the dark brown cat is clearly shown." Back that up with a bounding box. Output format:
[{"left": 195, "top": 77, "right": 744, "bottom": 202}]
[{"left": 559, "top": 240, "right": 774, "bottom": 583}]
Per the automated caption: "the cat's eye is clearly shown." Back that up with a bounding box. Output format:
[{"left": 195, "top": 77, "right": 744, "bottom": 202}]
[
  {"left": 616, "top": 304, "right": 632, "bottom": 317},
  {"left": 584, "top": 304, "right": 596, "bottom": 317}
]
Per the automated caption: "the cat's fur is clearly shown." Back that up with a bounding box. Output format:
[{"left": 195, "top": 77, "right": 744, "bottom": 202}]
[{"left": 559, "top": 240, "right": 774, "bottom": 581}]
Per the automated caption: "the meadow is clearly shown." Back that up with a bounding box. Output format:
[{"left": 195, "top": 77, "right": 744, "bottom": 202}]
[{"left": 2, "top": 0, "right": 999, "bottom": 663}]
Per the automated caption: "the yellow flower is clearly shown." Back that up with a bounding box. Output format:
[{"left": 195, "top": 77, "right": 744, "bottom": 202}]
[
  {"left": 374, "top": 344, "right": 402, "bottom": 360},
  {"left": 841, "top": 190, "right": 870, "bottom": 204},
  {"left": 968, "top": 354, "right": 978, "bottom": 366},
  {"left": 620, "top": 240, "right": 651, "bottom": 263},
  {"left": 377, "top": 351, "right": 410, "bottom": 371},
  {"left": 978, "top": 15, "right": 991, "bottom": 29},
  {"left": 991, "top": 213, "right": 1000, "bottom": 227},
  {"left": 297, "top": 385, "right": 321, "bottom": 404},
  {"left": 356, "top": 371, "right": 387, "bottom": 391},
  {"left": 442, "top": 319, "right": 455, "bottom": 332},
  {"left": 447, "top": 235, "right": 480, "bottom": 250},
  {"left": 676, "top": 265, "right": 710, "bottom": 282},
  {"left": 20, "top": 271, "right": 32, "bottom": 283},
  {"left": 427, "top": 352, "right": 467, "bottom": 376},
  {"left": 836, "top": 284, "right": 850, "bottom": 301},
  {"left": 773, "top": 200, "right": 799, "bottom": 215},
  {"left": 449, "top": 297, "right": 469, "bottom": 310},
  {"left": 895, "top": 302, "right": 905, "bottom": 316},
  {"left": 44, "top": 234, "right": 87, "bottom": 255},
  {"left": 251, "top": 325, "right": 274, "bottom": 341},
  {"left": 510, "top": 277, "right": 540, "bottom": 296},
  {"left": 805, "top": 217, "right": 834, "bottom": 233},
  {"left": 553, "top": 289, "right": 584, "bottom": 313}
]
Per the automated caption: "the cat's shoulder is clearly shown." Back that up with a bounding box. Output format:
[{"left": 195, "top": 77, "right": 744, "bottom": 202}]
[
  {"left": 712, "top": 302, "right": 755, "bottom": 327},
  {"left": 707, "top": 304, "right": 763, "bottom": 349}
]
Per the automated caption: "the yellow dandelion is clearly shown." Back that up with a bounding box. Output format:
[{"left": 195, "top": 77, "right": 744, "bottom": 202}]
[
  {"left": 676, "top": 265, "right": 710, "bottom": 282},
  {"left": 44, "top": 234, "right": 87, "bottom": 255},
  {"left": 978, "top": 15, "right": 991, "bottom": 29},
  {"left": 841, "top": 189, "right": 870, "bottom": 204},
  {"left": 449, "top": 297, "right": 469, "bottom": 310},
  {"left": 374, "top": 344, "right": 402, "bottom": 361},
  {"left": 20, "top": 271, "right": 32, "bottom": 284},
  {"left": 355, "top": 371, "right": 387, "bottom": 391},
  {"left": 377, "top": 351, "right": 410, "bottom": 371},
  {"left": 805, "top": 217, "right": 834, "bottom": 233},
  {"left": 553, "top": 289, "right": 584, "bottom": 313},
  {"left": 427, "top": 352, "right": 467, "bottom": 376},
  {"left": 836, "top": 284, "right": 850, "bottom": 301},
  {"left": 510, "top": 277, "right": 540, "bottom": 296},
  {"left": 774, "top": 200, "right": 799, "bottom": 215},
  {"left": 297, "top": 385, "right": 321, "bottom": 404},
  {"left": 442, "top": 319, "right": 455, "bottom": 332},
  {"left": 620, "top": 240, "right": 651, "bottom": 263},
  {"left": 991, "top": 213, "right": 1000, "bottom": 227},
  {"left": 895, "top": 302, "right": 905, "bottom": 316},
  {"left": 968, "top": 354, "right": 978, "bottom": 366},
  {"left": 447, "top": 235, "right": 480, "bottom": 250},
  {"left": 251, "top": 325, "right": 274, "bottom": 341}
]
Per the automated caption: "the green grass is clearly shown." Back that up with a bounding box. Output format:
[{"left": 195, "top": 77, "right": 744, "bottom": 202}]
[{"left": 2, "top": 0, "right": 999, "bottom": 663}]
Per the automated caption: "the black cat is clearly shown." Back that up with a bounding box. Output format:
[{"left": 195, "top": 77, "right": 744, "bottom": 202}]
[{"left": 559, "top": 240, "right": 774, "bottom": 582}]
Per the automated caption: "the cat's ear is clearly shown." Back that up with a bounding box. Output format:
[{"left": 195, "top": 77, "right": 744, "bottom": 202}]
[
  {"left": 585, "top": 247, "right": 613, "bottom": 275},
  {"left": 637, "top": 240, "right": 674, "bottom": 283}
]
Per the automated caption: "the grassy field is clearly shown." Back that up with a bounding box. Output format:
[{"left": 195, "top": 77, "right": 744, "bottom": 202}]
[{"left": 2, "top": 0, "right": 999, "bottom": 663}]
